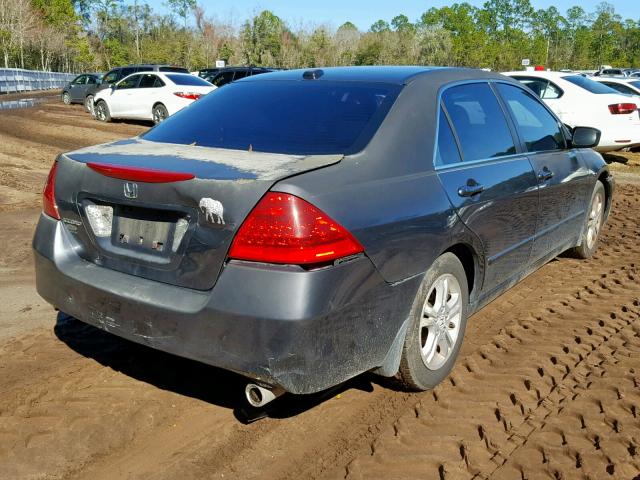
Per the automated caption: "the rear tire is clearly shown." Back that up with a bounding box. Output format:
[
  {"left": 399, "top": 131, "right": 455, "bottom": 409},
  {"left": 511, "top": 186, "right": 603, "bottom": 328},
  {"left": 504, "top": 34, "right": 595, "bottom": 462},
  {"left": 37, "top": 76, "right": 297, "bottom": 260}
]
[
  {"left": 567, "top": 181, "right": 605, "bottom": 259},
  {"left": 84, "top": 94, "right": 94, "bottom": 114},
  {"left": 397, "top": 253, "right": 469, "bottom": 391},
  {"left": 152, "top": 104, "right": 168, "bottom": 124},
  {"left": 94, "top": 100, "right": 111, "bottom": 122},
  {"left": 62, "top": 92, "right": 70, "bottom": 105}
]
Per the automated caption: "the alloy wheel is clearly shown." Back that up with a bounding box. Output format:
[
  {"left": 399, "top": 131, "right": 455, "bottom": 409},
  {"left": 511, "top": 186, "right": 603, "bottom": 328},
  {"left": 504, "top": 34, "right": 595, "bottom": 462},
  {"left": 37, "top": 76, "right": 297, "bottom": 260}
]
[
  {"left": 586, "top": 189, "right": 604, "bottom": 250},
  {"left": 419, "top": 273, "right": 462, "bottom": 370}
]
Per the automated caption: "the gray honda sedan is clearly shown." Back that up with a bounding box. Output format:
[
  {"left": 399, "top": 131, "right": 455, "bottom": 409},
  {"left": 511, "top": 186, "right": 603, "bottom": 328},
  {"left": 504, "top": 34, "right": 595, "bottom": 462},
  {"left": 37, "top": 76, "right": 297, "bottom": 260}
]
[{"left": 34, "top": 67, "right": 613, "bottom": 407}]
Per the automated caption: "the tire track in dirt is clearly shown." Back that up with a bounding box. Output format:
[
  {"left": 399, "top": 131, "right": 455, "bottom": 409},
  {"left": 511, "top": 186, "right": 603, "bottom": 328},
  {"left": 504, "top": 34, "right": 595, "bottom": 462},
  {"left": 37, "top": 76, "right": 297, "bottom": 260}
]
[{"left": 343, "top": 268, "right": 640, "bottom": 478}]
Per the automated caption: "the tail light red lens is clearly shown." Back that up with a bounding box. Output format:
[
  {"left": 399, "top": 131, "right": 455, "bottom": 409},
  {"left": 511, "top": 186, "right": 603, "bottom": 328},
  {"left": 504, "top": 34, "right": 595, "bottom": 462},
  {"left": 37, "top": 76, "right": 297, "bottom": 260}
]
[
  {"left": 229, "top": 192, "right": 364, "bottom": 265},
  {"left": 174, "top": 92, "right": 202, "bottom": 100},
  {"left": 43, "top": 161, "right": 60, "bottom": 220},
  {"left": 608, "top": 103, "right": 637, "bottom": 114},
  {"left": 87, "top": 163, "right": 194, "bottom": 183}
]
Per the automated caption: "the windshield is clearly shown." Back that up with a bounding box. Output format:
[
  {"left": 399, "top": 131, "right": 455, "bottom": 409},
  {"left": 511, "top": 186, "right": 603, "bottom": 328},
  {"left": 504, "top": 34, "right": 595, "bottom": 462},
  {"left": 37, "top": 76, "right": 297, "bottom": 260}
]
[
  {"left": 165, "top": 74, "right": 212, "bottom": 86},
  {"left": 563, "top": 75, "right": 619, "bottom": 94},
  {"left": 143, "top": 80, "right": 401, "bottom": 155}
]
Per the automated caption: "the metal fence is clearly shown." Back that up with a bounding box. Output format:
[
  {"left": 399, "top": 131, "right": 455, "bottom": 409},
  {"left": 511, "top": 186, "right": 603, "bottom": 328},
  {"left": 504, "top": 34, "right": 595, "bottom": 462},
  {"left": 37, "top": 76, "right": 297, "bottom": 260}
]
[{"left": 0, "top": 69, "right": 76, "bottom": 94}]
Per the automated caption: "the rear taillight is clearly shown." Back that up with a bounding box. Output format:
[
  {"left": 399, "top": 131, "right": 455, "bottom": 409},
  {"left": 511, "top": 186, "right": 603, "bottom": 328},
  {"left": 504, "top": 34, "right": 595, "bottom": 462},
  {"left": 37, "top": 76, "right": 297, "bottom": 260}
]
[
  {"left": 43, "top": 161, "right": 60, "bottom": 220},
  {"left": 608, "top": 103, "right": 637, "bottom": 114},
  {"left": 174, "top": 92, "right": 202, "bottom": 100},
  {"left": 228, "top": 192, "right": 364, "bottom": 265}
]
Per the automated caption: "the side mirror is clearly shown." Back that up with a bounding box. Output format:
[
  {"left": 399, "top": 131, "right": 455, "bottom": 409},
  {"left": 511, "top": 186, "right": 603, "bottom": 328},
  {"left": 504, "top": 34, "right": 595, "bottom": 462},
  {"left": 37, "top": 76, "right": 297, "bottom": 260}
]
[{"left": 571, "top": 126, "right": 601, "bottom": 149}]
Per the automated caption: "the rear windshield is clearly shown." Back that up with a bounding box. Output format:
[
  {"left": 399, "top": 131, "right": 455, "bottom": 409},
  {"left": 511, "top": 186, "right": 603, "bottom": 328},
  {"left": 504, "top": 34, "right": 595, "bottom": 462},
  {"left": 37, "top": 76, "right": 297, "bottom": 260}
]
[
  {"left": 159, "top": 67, "right": 190, "bottom": 73},
  {"left": 165, "top": 74, "right": 212, "bottom": 86},
  {"left": 630, "top": 80, "right": 640, "bottom": 90},
  {"left": 142, "top": 81, "right": 401, "bottom": 155},
  {"left": 563, "top": 75, "right": 619, "bottom": 94}
]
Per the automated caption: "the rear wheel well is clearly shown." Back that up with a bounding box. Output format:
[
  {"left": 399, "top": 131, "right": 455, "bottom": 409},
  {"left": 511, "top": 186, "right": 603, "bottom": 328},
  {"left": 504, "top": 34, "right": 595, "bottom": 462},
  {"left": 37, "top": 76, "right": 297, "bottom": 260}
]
[
  {"left": 444, "top": 244, "right": 476, "bottom": 298},
  {"left": 597, "top": 171, "right": 612, "bottom": 214},
  {"left": 152, "top": 102, "right": 166, "bottom": 109}
]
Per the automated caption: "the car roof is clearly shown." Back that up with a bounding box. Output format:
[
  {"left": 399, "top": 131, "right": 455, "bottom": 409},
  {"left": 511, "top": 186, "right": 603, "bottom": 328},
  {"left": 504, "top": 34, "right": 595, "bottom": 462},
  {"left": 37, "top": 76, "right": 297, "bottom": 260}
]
[{"left": 240, "top": 66, "right": 507, "bottom": 85}]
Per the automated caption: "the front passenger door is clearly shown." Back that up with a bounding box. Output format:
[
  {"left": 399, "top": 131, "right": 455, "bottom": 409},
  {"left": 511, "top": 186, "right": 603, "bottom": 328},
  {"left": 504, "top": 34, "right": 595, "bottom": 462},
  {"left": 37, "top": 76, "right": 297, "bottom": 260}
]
[
  {"left": 495, "top": 83, "right": 592, "bottom": 261},
  {"left": 435, "top": 82, "right": 539, "bottom": 295},
  {"left": 109, "top": 75, "right": 141, "bottom": 116}
]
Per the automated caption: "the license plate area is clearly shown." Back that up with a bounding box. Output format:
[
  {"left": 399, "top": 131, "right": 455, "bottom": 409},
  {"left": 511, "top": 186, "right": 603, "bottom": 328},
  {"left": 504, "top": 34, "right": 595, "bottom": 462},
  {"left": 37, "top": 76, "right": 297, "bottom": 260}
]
[{"left": 112, "top": 205, "right": 185, "bottom": 257}]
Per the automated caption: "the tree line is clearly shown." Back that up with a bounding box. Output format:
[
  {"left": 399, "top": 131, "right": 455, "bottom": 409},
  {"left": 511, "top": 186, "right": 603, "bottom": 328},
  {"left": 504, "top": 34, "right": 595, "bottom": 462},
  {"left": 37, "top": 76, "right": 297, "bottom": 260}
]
[{"left": 0, "top": 0, "right": 638, "bottom": 73}]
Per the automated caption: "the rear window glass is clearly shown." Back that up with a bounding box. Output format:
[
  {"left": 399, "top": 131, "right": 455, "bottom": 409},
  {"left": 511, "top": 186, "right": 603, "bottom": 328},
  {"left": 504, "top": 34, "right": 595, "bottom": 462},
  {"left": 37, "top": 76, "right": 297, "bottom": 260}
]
[
  {"left": 143, "top": 81, "right": 401, "bottom": 155},
  {"left": 165, "top": 74, "right": 212, "bottom": 86},
  {"left": 443, "top": 83, "right": 516, "bottom": 162},
  {"left": 435, "top": 108, "right": 461, "bottom": 166},
  {"left": 159, "top": 66, "right": 190, "bottom": 73},
  {"left": 563, "top": 75, "right": 618, "bottom": 94},
  {"left": 630, "top": 80, "right": 640, "bottom": 90}
]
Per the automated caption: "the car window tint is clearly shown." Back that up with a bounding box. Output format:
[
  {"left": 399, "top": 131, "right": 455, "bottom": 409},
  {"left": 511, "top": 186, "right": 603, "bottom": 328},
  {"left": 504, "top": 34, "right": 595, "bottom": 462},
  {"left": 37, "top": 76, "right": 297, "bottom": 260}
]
[
  {"left": 541, "top": 81, "right": 562, "bottom": 99},
  {"left": 443, "top": 83, "right": 516, "bottom": 162},
  {"left": 563, "top": 75, "right": 618, "bottom": 94},
  {"left": 630, "top": 80, "right": 640, "bottom": 89},
  {"left": 211, "top": 71, "right": 234, "bottom": 87},
  {"left": 153, "top": 76, "right": 165, "bottom": 88},
  {"left": 233, "top": 70, "right": 249, "bottom": 80},
  {"left": 117, "top": 75, "right": 140, "bottom": 89},
  {"left": 435, "top": 107, "right": 461, "bottom": 166},
  {"left": 86, "top": 76, "right": 98, "bottom": 85},
  {"left": 602, "top": 82, "right": 637, "bottom": 95},
  {"left": 138, "top": 74, "right": 158, "bottom": 88},
  {"left": 496, "top": 83, "right": 565, "bottom": 153},
  {"left": 143, "top": 81, "right": 401, "bottom": 155},
  {"left": 165, "top": 74, "right": 212, "bottom": 86},
  {"left": 159, "top": 66, "right": 190, "bottom": 73},
  {"left": 516, "top": 77, "right": 548, "bottom": 97},
  {"left": 103, "top": 71, "right": 118, "bottom": 84},
  {"left": 121, "top": 68, "right": 136, "bottom": 78},
  {"left": 72, "top": 75, "right": 85, "bottom": 85}
]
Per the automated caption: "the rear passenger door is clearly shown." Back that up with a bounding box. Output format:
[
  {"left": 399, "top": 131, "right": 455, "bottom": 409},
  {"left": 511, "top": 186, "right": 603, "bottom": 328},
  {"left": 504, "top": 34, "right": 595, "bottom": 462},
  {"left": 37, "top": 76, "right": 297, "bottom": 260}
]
[
  {"left": 435, "top": 82, "right": 539, "bottom": 294},
  {"left": 495, "top": 83, "right": 591, "bottom": 261}
]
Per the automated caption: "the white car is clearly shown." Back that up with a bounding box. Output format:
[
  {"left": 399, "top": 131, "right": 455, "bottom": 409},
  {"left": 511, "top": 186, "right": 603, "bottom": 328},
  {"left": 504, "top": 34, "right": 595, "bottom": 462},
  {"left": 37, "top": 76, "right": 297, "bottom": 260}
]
[
  {"left": 503, "top": 71, "right": 640, "bottom": 152},
  {"left": 593, "top": 77, "right": 640, "bottom": 99},
  {"left": 93, "top": 72, "right": 216, "bottom": 124}
]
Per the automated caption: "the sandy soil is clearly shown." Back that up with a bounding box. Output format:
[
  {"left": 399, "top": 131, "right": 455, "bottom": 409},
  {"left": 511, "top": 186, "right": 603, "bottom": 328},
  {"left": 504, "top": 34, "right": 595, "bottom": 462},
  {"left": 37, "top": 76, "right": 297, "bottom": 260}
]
[{"left": 0, "top": 97, "right": 639, "bottom": 480}]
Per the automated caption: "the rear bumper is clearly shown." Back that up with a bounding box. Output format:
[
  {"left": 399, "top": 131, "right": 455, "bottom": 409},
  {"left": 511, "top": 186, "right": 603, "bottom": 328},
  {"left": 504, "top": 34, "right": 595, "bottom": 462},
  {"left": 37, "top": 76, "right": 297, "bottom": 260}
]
[{"left": 33, "top": 214, "right": 418, "bottom": 394}]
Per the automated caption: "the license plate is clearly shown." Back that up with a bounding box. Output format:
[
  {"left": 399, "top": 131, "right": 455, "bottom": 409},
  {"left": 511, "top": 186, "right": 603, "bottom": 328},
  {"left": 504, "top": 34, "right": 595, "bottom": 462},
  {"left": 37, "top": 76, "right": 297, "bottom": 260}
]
[{"left": 115, "top": 217, "right": 172, "bottom": 253}]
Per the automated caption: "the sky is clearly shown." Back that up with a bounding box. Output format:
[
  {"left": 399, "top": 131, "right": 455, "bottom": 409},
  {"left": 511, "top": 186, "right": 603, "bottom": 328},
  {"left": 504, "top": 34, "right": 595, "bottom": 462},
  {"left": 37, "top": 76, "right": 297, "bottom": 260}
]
[{"left": 146, "top": 0, "right": 639, "bottom": 30}]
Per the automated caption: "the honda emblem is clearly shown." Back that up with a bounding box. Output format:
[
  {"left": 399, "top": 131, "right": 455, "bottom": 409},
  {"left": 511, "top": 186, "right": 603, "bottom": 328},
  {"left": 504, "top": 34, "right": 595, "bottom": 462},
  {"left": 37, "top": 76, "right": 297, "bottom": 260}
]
[{"left": 123, "top": 182, "right": 138, "bottom": 199}]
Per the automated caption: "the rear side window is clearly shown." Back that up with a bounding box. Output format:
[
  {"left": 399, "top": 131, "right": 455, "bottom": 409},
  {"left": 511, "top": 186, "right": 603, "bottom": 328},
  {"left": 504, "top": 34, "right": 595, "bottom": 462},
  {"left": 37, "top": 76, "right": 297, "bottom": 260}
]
[
  {"left": 442, "top": 83, "right": 516, "bottom": 162},
  {"left": 87, "top": 76, "right": 98, "bottom": 85},
  {"left": 563, "top": 75, "right": 618, "bottom": 94},
  {"left": 602, "top": 82, "right": 637, "bottom": 96},
  {"left": 631, "top": 81, "right": 640, "bottom": 90},
  {"left": 165, "top": 74, "right": 212, "bottom": 86},
  {"left": 103, "top": 71, "right": 118, "bottom": 84},
  {"left": 496, "top": 83, "right": 565, "bottom": 152},
  {"left": 435, "top": 108, "right": 461, "bottom": 166},
  {"left": 143, "top": 81, "right": 401, "bottom": 155},
  {"left": 233, "top": 70, "right": 249, "bottom": 80},
  {"left": 511, "top": 76, "right": 562, "bottom": 99},
  {"left": 211, "top": 71, "right": 234, "bottom": 87},
  {"left": 139, "top": 74, "right": 160, "bottom": 88}
]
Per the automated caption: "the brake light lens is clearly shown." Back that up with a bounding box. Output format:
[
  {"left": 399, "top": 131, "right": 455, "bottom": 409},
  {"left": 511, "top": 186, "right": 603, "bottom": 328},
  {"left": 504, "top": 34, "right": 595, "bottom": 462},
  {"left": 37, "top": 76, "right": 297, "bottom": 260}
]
[
  {"left": 174, "top": 92, "right": 202, "bottom": 100},
  {"left": 229, "top": 192, "right": 364, "bottom": 265},
  {"left": 87, "top": 163, "right": 194, "bottom": 183},
  {"left": 608, "top": 103, "right": 637, "bottom": 114},
  {"left": 43, "top": 161, "right": 60, "bottom": 220}
]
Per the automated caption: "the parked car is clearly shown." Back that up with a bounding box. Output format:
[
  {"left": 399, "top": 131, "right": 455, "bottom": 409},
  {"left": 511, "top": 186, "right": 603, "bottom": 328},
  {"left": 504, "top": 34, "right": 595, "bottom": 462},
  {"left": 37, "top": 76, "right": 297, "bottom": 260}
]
[
  {"left": 504, "top": 70, "right": 640, "bottom": 152},
  {"left": 61, "top": 73, "right": 103, "bottom": 110},
  {"left": 594, "top": 77, "right": 640, "bottom": 98},
  {"left": 92, "top": 72, "right": 215, "bottom": 124},
  {"left": 203, "top": 67, "right": 274, "bottom": 88},
  {"left": 34, "top": 67, "right": 613, "bottom": 407},
  {"left": 593, "top": 67, "right": 629, "bottom": 77}
]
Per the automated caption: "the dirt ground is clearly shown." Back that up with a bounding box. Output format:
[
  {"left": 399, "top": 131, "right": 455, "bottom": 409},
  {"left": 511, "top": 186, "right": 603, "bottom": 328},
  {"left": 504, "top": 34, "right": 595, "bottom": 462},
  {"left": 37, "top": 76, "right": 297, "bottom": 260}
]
[{"left": 0, "top": 95, "right": 639, "bottom": 480}]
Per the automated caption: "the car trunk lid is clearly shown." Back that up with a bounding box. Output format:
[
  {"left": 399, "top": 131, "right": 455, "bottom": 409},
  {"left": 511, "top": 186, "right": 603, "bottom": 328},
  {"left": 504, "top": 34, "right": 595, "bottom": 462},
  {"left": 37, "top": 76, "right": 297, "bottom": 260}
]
[{"left": 54, "top": 138, "right": 342, "bottom": 290}]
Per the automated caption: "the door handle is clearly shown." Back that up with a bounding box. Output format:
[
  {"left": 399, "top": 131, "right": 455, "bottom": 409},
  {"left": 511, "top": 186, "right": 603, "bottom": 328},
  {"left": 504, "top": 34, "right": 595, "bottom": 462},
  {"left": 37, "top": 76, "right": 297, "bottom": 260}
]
[
  {"left": 538, "top": 167, "right": 554, "bottom": 181},
  {"left": 457, "top": 181, "right": 484, "bottom": 197}
]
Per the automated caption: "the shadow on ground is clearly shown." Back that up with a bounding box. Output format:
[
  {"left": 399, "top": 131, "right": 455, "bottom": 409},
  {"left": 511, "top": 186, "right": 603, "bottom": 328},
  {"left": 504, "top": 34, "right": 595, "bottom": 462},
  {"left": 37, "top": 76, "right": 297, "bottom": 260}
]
[{"left": 54, "top": 313, "right": 376, "bottom": 424}]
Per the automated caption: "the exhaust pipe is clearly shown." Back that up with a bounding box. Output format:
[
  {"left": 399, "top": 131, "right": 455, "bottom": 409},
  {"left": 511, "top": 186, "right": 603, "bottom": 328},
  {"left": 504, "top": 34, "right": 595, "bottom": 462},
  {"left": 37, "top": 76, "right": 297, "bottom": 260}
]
[{"left": 245, "top": 383, "right": 285, "bottom": 408}]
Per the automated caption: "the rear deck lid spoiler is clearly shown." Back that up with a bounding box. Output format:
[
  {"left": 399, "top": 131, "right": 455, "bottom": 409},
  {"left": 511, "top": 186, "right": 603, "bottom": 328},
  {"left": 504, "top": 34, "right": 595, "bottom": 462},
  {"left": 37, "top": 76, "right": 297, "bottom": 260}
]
[{"left": 64, "top": 138, "right": 344, "bottom": 181}]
